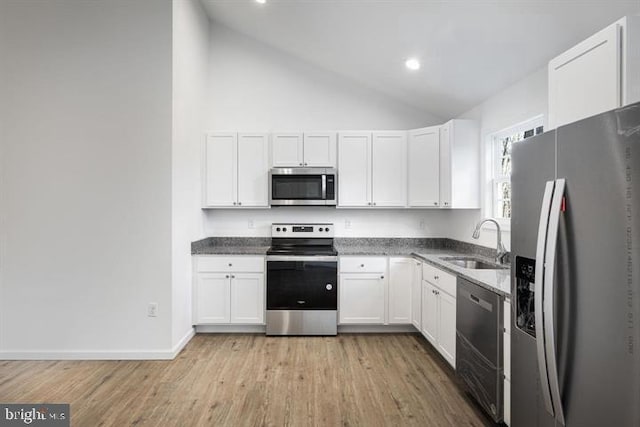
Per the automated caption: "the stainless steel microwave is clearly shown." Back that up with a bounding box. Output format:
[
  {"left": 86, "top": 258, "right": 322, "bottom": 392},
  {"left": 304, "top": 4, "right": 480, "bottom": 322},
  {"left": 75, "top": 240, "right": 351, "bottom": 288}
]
[{"left": 269, "top": 168, "right": 337, "bottom": 206}]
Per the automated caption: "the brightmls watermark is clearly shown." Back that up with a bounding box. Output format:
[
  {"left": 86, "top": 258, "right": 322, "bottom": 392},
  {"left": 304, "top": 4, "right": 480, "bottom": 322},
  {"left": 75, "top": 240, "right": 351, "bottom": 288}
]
[{"left": 0, "top": 404, "right": 69, "bottom": 426}]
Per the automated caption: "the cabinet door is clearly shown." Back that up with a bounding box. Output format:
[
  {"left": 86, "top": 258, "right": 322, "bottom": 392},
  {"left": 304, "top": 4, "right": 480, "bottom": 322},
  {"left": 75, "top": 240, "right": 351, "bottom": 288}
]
[
  {"left": 303, "top": 132, "right": 336, "bottom": 167},
  {"left": 271, "top": 133, "right": 303, "bottom": 167},
  {"left": 548, "top": 22, "right": 621, "bottom": 129},
  {"left": 439, "top": 124, "right": 452, "bottom": 208},
  {"left": 437, "top": 290, "right": 456, "bottom": 368},
  {"left": 371, "top": 131, "right": 407, "bottom": 207},
  {"left": 338, "top": 132, "right": 371, "bottom": 207},
  {"left": 408, "top": 127, "right": 440, "bottom": 207},
  {"left": 204, "top": 133, "right": 237, "bottom": 207},
  {"left": 421, "top": 280, "right": 438, "bottom": 345},
  {"left": 195, "top": 273, "right": 230, "bottom": 324},
  {"left": 230, "top": 273, "right": 264, "bottom": 324},
  {"left": 388, "top": 258, "right": 412, "bottom": 324},
  {"left": 237, "top": 133, "right": 269, "bottom": 207},
  {"left": 411, "top": 260, "right": 422, "bottom": 330},
  {"left": 339, "top": 273, "right": 385, "bottom": 324}
]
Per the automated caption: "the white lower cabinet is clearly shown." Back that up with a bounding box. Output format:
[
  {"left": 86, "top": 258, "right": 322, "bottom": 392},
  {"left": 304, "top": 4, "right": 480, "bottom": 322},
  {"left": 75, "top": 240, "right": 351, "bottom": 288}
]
[
  {"left": 339, "top": 256, "right": 387, "bottom": 324},
  {"left": 421, "top": 280, "right": 438, "bottom": 345},
  {"left": 388, "top": 257, "right": 413, "bottom": 324},
  {"left": 339, "top": 273, "right": 386, "bottom": 324},
  {"left": 196, "top": 273, "right": 231, "bottom": 323},
  {"left": 193, "top": 256, "right": 265, "bottom": 325},
  {"left": 230, "top": 273, "right": 264, "bottom": 324},
  {"left": 420, "top": 264, "right": 457, "bottom": 368},
  {"left": 411, "top": 259, "right": 423, "bottom": 330}
]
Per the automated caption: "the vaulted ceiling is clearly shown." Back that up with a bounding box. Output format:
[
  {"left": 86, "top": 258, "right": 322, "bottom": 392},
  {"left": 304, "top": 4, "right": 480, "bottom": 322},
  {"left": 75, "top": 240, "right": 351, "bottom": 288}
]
[{"left": 202, "top": 0, "right": 640, "bottom": 119}]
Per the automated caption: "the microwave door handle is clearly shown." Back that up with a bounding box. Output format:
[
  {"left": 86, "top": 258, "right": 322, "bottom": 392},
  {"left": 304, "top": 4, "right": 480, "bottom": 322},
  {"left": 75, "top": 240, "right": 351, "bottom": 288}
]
[
  {"left": 535, "top": 180, "right": 556, "bottom": 417},
  {"left": 544, "top": 178, "right": 566, "bottom": 426},
  {"left": 322, "top": 174, "right": 327, "bottom": 200}
]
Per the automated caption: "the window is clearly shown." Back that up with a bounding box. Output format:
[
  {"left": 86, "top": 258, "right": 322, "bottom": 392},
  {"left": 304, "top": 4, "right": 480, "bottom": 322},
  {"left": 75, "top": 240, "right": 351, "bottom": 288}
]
[{"left": 489, "top": 116, "right": 544, "bottom": 224}]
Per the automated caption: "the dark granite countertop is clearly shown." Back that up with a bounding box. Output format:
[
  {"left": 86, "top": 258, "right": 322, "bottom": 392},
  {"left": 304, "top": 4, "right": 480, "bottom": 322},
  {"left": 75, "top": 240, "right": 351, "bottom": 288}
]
[
  {"left": 191, "top": 236, "right": 510, "bottom": 296},
  {"left": 191, "top": 237, "right": 270, "bottom": 255}
]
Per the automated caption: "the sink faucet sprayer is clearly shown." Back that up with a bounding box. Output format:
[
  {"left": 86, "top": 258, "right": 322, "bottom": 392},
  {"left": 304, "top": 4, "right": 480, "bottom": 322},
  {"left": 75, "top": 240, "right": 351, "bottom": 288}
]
[{"left": 472, "top": 218, "right": 508, "bottom": 265}]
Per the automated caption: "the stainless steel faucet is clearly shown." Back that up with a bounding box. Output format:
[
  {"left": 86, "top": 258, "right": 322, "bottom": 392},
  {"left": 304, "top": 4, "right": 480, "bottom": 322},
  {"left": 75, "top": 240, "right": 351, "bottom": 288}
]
[{"left": 472, "top": 218, "right": 508, "bottom": 264}]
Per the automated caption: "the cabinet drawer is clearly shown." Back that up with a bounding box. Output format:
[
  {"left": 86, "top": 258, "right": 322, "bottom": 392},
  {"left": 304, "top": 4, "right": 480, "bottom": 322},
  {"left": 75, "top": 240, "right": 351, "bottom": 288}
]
[
  {"left": 196, "top": 256, "right": 264, "bottom": 273},
  {"left": 339, "top": 256, "right": 387, "bottom": 273},
  {"left": 422, "top": 263, "right": 456, "bottom": 296}
]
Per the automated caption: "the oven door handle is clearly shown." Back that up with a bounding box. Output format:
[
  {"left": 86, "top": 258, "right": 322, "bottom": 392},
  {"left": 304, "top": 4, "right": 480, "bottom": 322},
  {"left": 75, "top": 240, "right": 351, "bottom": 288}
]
[{"left": 266, "top": 255, "right": 338, "bottom": 262}]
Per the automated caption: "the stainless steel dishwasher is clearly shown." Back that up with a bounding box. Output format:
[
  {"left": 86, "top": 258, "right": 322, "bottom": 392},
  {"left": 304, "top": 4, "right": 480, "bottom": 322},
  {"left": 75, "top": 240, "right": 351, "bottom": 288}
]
[{"left": 456, "top": 277, "right": 504, "bottom": 422}]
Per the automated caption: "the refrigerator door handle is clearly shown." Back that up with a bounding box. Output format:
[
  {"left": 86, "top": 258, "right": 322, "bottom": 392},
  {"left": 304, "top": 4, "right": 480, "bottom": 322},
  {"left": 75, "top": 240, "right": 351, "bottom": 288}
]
[
  {"left": 544, "top": 178, "right": 566, "bottom": 426},
  {"left": 534, "top": 180, "right": 556, "bottom": 417}
]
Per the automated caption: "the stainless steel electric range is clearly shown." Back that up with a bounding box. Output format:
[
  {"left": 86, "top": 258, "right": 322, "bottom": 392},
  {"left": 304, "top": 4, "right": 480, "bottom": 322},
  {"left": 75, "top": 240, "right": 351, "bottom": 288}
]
[{"left": 265, "top": 223, "right": 338, "bottom": 336}]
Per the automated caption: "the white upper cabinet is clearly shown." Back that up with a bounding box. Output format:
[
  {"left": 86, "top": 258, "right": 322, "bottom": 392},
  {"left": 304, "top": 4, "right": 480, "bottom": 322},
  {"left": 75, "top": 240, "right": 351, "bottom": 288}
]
[
  {"left": 303, "top": 132, "right": 337, "bottom": 167},
  {"left": 203, "top": 133, "right": 237, "bottom": 207},
  {"left": 237, "top": 133, "right": 270, "bottom": 207},
  {"left": 439, "top": 120, "right": 479, "bottom": 209},
  {"left": 271, "top": 132, "right": 336, "bottom": 167},
  {"left": 203, "top": 132, "right": 269, "bottom": 208},
  {"left": 408, "top": 126, "right": 440, "bottom": 207},
  {"left": 337, "top": 131, "right": 407, "bottom": 207},
  {"left": 372, "top": 132, "right": 407, "bottom": 207},
  {"left": 338, "top": 132, "right": 372, "bottom": 207},
  {"left": 271, "top": 133, "right": 303, "bottom": 167},
  {"left": 549, "top": 16, "right": 640, "bottom": 129}
]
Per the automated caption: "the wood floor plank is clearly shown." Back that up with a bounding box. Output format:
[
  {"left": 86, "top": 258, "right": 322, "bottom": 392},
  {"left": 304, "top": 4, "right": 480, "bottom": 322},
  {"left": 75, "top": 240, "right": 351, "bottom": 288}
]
[{"left": 0, "top": 334, "right": 493, "bottom": 427}]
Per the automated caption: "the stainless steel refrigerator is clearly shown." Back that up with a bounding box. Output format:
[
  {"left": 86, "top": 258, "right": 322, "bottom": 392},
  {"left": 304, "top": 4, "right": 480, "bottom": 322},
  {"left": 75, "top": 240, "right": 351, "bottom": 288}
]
[{"left": 511, "top": 102, "right": 640, "bottom": 427}]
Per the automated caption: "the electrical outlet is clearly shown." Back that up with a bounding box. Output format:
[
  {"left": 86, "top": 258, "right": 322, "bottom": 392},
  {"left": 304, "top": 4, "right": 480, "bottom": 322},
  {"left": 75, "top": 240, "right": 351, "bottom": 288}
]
[
  {"left": 147, "top": 302, "right": 158, "bottom": 317},
  {"left": 345, "top": 219, "right": 351, "bottom": 229},
  {"left": 248, "top": 219, "right": 255, "bottom": 229}
]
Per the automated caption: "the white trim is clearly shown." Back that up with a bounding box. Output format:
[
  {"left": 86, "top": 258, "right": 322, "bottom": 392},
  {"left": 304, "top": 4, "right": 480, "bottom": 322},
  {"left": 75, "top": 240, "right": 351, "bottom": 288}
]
[
  {"left": 171, "top": 327, "right": 196, "bottom": 357},
  {"left": 195, "top": 324, "right": 266, "bottom": 333},
  {"left": 486, "top": 115, "right": 544, "bottom": 229},
  {"left": 338, "top": 324, "right": 417, "bottom": 333},
  {"left": 0, "top": 328, "right": 196, "bottom": 361}
]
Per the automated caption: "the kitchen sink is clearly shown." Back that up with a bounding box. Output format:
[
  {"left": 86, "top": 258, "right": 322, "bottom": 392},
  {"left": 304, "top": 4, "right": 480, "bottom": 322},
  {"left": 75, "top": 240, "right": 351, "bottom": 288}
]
[{"left": 439, "top": 256, "right": 507, "bottom": 270}]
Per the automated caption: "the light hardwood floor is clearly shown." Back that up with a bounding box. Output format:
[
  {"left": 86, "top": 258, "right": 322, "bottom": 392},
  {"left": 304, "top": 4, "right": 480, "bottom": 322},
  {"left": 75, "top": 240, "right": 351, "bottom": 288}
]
[{"left": 0, "top": 334, "right": 493, "bottom": 426}]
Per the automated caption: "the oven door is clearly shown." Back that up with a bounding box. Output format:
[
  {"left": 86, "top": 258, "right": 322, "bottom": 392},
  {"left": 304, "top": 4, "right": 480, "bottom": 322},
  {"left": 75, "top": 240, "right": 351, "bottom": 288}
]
[{"left": 266, "top": 256, "right": 337, "bottom": 310}]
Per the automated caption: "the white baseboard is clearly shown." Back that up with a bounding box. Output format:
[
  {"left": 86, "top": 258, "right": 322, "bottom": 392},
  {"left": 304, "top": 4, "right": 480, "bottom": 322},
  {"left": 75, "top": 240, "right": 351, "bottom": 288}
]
[
  {"left": 0, "top": 328, "right": 196, "bottom": 361},
  {"left": 338, "top": 324, "right": 418, "bottom": 333},
  {"left": 171, "top": 327, "right": 196, "bottom": 357},
  {"left": 195, "top": 325, "right": 266, "bottom": 333}
]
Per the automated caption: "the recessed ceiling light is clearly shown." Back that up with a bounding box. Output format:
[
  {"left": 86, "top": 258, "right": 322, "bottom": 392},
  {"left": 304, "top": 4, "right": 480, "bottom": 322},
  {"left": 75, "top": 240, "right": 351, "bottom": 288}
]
[
  {"left": 256, "top": 0, "right": 266, "bottom": 4},
  {"left": 405, "top": 58, "right": 421, "bottom": 71}
]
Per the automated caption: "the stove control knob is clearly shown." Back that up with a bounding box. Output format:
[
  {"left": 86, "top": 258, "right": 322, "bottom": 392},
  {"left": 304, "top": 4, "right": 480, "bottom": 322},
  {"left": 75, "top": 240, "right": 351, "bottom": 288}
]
[
  {"left": 325, "top": 227, "right": 330, "bottom": 232},
  {"left": 326, "top": 284, "right": 333, "bottom": 291},
  {"left": 318, "top": 227, "right": 324, "bottom": 232},
  {"left": 283, "top": 227, "right": 287, "bottom": 232},
  {"left": 276, "top": 227, "right": 281, "bottom": 232}
]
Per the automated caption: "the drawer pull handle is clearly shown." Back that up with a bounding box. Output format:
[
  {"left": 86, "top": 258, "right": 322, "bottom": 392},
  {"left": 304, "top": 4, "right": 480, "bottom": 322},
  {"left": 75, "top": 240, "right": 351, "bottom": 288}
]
[
  {"left": 231, "top": 275, "right": 235, "bottom": 279},
  {"left": 434, "top": 275, "right": 439, "bottom": 280},
  {"left": 361, "top": 264, "right": 365, "bottom": 267},
  {"left": 228, "top": 263, "right": 232, "bottom": 267},
  {"left": 297, "top": 300, "right": 306, "bottom": 305},
  {"left": 225, "top": 275, "right": 229, "bottom": 279},
  {"left": 380, "top": 275, "right": 384, "bottom": 279}
]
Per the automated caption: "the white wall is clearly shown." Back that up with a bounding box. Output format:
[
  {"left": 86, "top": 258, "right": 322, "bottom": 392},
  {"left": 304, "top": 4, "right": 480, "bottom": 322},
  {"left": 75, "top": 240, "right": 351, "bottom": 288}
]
[
  {"left": 203, "top": 23, "right": 446, "bottom": 237},
  {"left": 206, "top": 24, "right": 441, "bottom": 131},
  {"left": 204, "top": 208, "right": 452, "bottom": 238},
  {"left": 171, "top": 0, "right": 209, "bottom": 351},
  {"left": 447, "top": 66, "right": 549, "bottom": 250},
  {"left": 0, "top": 0, "right": 174, "bottom": 358}
]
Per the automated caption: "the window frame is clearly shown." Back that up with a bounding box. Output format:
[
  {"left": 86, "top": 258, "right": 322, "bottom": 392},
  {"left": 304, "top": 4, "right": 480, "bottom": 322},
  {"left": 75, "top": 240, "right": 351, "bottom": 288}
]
[{"left": 486, "top": 115, "right": 544, "bottom": 230}]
